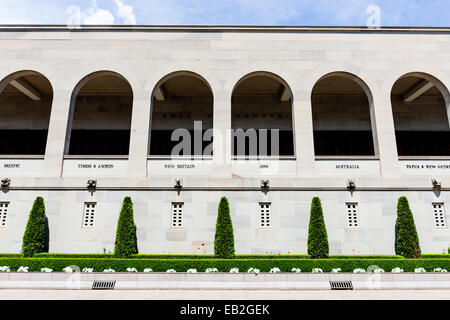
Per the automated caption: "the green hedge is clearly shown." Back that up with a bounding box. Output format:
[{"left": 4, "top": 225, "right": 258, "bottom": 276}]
[
  {"left": 0, "top": 258, "right": 448, "bottom": 272},
  {"left": 0, "top": 254, "right": 22, "bottom": 258},
  {"left": 32, "top": 253, "right": 405, "bottom": 260},
  {"left": 328, "top": 255, "right": 404, "bottom": 260},
  {"left": 422, "top": 254, "right": 450, "bottom": 259},
  {"left": 34, "top": 253, "right": 115, "bottom": 259}
]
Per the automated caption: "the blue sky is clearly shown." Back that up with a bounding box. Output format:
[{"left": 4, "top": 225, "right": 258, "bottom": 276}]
[{"left": 0, "top": 0, "right": 448, "bottom": 26}]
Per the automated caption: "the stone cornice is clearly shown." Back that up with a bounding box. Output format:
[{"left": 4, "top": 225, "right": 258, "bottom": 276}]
[{"left": 0, "top": 25, "right": 449, "bottom": 33}]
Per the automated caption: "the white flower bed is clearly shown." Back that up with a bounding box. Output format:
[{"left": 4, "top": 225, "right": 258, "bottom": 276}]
[
  {"left": 353, "top": 268, "right": 366, "bottom": 273},
  {"left": 3, "top": 265, "right": 445, "bottom": 274},
  {"left": 247, "top": 267, "right": 260, "bottom": 274},
  {"left": 4, "top": 263, "right": 445, "bottom": 274},
  {"left": 17, "top": 266, "right": 29, "bottom": 273},
  {"left": 63, "top": 266, "right": 75, "bottom": 273}
]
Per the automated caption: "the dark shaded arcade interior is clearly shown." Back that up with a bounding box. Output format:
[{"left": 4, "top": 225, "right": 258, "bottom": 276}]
[
  {"left": 232, "top": 74, "right": 294, "bottom": 157},
  {"left": 312, "top": 74, "right": 376, "bottom": 156},
  {"left": 150, "top": 73, "right": 213, "bottom": 157},
  {"left": 67, "top": 73, "right": 133, "bottom": 156},
  {"left": 0, "top": 72, "right": 53, "bottom": 155},
  {"left": 391, "top": 75, "right": 450, "bottom": 157}
]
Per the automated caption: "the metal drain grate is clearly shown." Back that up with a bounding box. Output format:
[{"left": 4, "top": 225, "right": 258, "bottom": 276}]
[
  {"left": 330, "top": 281, "right": 353, "bottom": 290},
  {"left": 92, "top": 280, "right": 116, "bottom": 290}
]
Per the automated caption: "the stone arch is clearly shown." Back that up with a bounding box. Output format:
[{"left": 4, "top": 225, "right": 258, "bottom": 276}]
[
  {"left": 0, "top": 70, "right": 54, "bottom": 155},
  {"left": 65, "top": 70, "right": 134, "bottom": 155},
  {"left": 145, "top": 63, "right": 221, "bottom": 97},
  {"left": 390, "top": 72, "right": 450, "bottom": 157},
  {"left": 149, "top": 70, "right": 214, "bottom": 157},
  {"left": 311, "top": 71, "right": 378, "bottom": 156},
  {"left": 231, "top": 71, "right": 295, "bottom": 158},
  {"left": 224, "top": 63, "right": 296, "bottom": 101}
]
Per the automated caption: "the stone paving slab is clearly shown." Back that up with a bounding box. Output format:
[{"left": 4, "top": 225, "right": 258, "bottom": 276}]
[{"left": 0, "top": 289, "right": 449, "bottom": 300}]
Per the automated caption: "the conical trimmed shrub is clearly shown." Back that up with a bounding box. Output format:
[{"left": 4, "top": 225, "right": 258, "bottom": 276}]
[
  {"left": 114, "top": 197, "right": 138, "bottom": 258},
  {"left": 395, "top": 196, "right": 421, "bottom": 258},
  {"left": 307, "top": 197, "right": 329, "bottom": 259},
  {"left": 214, "top": 197, "right": 235, "bottom": 259},
  {"left": 22, "top": 197, "right": 49, "bottom": 257}
]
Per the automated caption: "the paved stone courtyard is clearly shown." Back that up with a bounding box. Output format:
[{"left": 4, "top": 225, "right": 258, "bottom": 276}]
[{"left": 0, "top": 289, "right": 448, "bottom": 300}]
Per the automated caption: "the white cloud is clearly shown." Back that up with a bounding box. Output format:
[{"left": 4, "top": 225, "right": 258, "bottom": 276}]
[
  {"left": 66, "top": 0, "right": 136, "bottom": 25},
  {"left": 82, "top": 0, "right": 115, "bottom": 25},
  {"left": 83, "top": 8, "right": 115, "bottom": 24},
  {"left": 114, "top": 0, "right": 136, "bottom": 25}
]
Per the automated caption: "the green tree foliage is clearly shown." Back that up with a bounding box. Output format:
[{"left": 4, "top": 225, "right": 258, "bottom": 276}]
[
  {"left": 114, "top": 197, "right": 138, "bottom": 258},
  {"left": 395, "top": 196, "right": 422, "bottom": 258},
  {"left": 214, "top": 197, "right": 235, "bottom": 259},
  {"left": 22, "top": 197, "right": 49, "bottom": 257},
  {"left": 307, "top": 197, "right": 329, "bottom": 259}
]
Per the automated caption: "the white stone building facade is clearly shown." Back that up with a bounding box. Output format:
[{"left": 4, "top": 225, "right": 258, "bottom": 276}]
[{"left": 0, "top": 25, "right": 448, "bottom": 255}]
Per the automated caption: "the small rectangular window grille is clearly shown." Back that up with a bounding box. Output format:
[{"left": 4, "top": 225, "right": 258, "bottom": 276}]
[
  {"left": 83, "top": 202, "right": 96, "bottom": 228},
  {"left": 0, "top": 202, "right": 9, "bottom": 227},
  {"left": 433, "top": 203, "right": 447, "bottom": 229},
  {"left": 346, "top": 203, "right": 359, "bottom": 228},
  {"left": 92, "top": 280, "right": 116, "bottom": 290},
  {"left": 172, "top": 203, "right": 184, "bottom": 228},
  {"left": 330, "top": 281, "right": 353, "bottom": 290},
  {"left": 259, "top": 203, "right": 271, "bottom": 228}
]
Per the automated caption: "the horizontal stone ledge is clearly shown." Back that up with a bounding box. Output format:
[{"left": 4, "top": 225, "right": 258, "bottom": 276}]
[
  {"left": 0, "top": 273, "right": 448, "bottom": 290},
  {"left": 2, "top": 25, "right": 450, "bottom": 34},
  {"left": 4, "top": 187, "right": 450, "bottom": 192}
]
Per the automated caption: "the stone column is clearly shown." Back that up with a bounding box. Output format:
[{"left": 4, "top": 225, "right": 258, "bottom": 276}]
[
  {"left": 293, "top": 94, "right": 316, "bottom": 178},
  {"left": 127, "top": 90, "right": 152, "bottom": 177},
  {"left": 212, "top": 90, "right": 232, "bottom": 178},
  {"left": 444, "top": 92, "right": 450, "bottom": 127},
  {"left": 43, "top": 88, "right": 73, "bottom": 177},
  {"left": 371, "top": 91, "right": 401, "bottom": 178}
]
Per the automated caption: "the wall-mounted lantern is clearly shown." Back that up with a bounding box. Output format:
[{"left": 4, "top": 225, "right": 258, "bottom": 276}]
[
  {"left": 87, "top": 179, "right": 97, "bottom": 190},
  {"left": 260, "top": 179, "right": 270, "bottom": 194},
  {"left": 432, "top": 179, "right": 442, "bottom": 191},
  {"left": 174, "top": 178, "right": 183, "bottom": 195},
  {"left": 347, "top": 179, "right": 356, "bottom": 192},
  {"left": 1, "top": 178, "right": 10, "bottom": 190}
]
